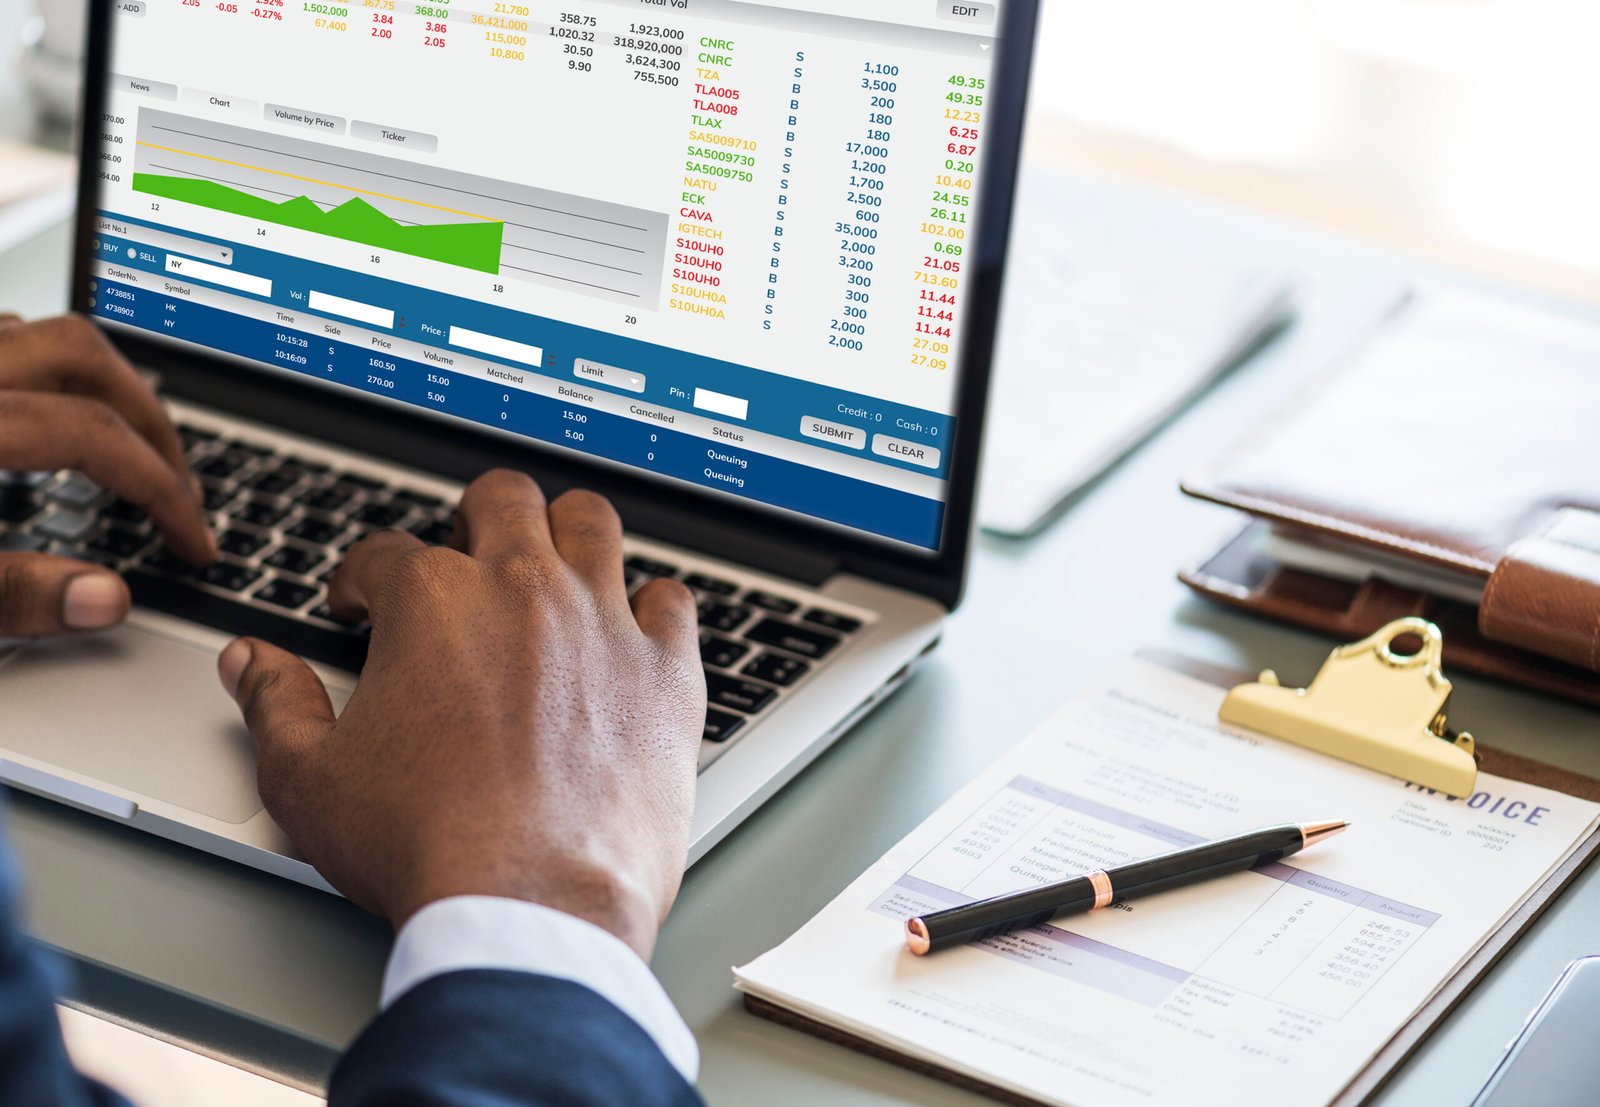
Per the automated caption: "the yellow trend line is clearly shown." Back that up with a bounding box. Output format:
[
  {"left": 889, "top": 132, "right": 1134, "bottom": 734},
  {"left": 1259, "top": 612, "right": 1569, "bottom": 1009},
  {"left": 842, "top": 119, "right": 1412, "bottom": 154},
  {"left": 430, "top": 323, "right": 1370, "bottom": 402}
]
[{"left": 135, "top": 141, "right": 499, "bottom": 222}]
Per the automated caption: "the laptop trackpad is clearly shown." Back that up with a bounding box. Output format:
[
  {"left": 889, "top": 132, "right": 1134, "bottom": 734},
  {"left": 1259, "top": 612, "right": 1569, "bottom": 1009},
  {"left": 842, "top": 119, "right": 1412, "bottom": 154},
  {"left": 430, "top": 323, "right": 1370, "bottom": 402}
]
[{"left": 0, "top": 623, "right": 341, "bottom": 825}]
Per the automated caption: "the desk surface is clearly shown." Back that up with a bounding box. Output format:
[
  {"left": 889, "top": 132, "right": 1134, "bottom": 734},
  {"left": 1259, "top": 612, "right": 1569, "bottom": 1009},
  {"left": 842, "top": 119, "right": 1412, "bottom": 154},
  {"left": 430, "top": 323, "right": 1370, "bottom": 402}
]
[{"left": 4, "top": 153, "right": 1600, "bottom": 1106}]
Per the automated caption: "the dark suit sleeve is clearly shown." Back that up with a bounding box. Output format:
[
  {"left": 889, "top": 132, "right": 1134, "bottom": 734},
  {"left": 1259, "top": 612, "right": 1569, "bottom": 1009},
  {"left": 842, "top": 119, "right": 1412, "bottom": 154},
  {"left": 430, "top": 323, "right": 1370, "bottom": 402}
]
[
  {"left": 331, "top": 970, "right": 706, "bottom": 1107},
  {"left": 0, "top": 799, "right": 131, "bottom": 1107}
]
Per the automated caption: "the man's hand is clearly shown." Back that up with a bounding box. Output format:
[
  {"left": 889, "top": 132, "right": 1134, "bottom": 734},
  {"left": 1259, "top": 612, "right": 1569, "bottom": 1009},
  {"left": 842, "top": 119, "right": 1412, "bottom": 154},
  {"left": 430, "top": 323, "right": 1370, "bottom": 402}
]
[
  {"left": 217, "top": 470, "right": 707, "bottom": 959},
  {"left": 0, "top": 313, "right": 215, "bottom": 636}
]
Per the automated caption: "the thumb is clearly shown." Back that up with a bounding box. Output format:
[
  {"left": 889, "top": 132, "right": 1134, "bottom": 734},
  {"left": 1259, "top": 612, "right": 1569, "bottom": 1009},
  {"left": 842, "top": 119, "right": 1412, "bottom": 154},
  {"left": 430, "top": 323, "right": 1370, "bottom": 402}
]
[
  {"left": 0, "top": 552, "right": 130, "bottom": 635},
  {"left": 218, "top": 638, "right": 336, "bottom": 807}
]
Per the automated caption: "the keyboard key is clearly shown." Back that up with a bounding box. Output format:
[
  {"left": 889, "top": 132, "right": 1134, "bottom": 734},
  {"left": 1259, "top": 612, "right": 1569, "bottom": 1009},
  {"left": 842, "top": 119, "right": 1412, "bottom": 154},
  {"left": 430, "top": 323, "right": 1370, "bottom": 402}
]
[
  {"left": 101, "top": 499, "right": 149, "bottom": 525},
  {"left": 0, "top": 496, "right": 40, "bottom": 524},
  {"left": 395, "top": 487, "right": 443, "bottom": 508},
  {"left": 0, "top": 471, "right": 54, "bottom": 490},
  {"left": 705, "top": 671, "right": 777, "bottom": 714},
  {"left": 703, "top": 708, "right": 746, "bottom": 743},
  {"left": 198, "top": 559, "right": 263, "bottom": 593},
  {"left": 254, "top": 578, "right": 317, "bottom": 611},
  {"left": 34, "top": 510, "right": 96, "bottom": 543},
  {"left": 142, "top": 546, "right": 195, "bottom": 575},
  {"left": 697, "top": 599, "right": 752, "bottom": 633},
  {"left": 265, "top": 544, "right": 325, "bottom": 576},
  {"left": 177, "top": 423, "right": 219, "bottom": 446},
  {"left": 700, "top": 633, "right": 749, "bottom": 669},
  {"left": 309, "top": 601, "right": 361, "bottom": 628},
  {"left": 742, "top": 590, "right": 799, "bottom": 615},
  {"left": 202, "top": 484, "right": 238, "bottom": 513},
  {"left": 625, "top": 555, "right": 678, "bottom": 578},
  {"left": 743, "top": 618, "right": 841, "bottom": 660},
  {"left": 0, "top": 531, "right": 47, "bottom": 553},
  {"left": 337, "top": 471, "right": 386, "bottom": 491},
  {"left": 218, "top": 529, "right": 270, "bottom": 558},
  {"left": 411, "top": 518, "right": 454, "bottom": 545},
  {"left": 303, "top": 487, "right": 353, "bottom": 513},
  {"left": 47, "top": 474, "right": 103, "bottom": 508},
  {"left": 196, "top": 455, "right": 243, "bottom": 480},
  {"left": 802, "top": 608, "right": 862, "bottom": 634},
  {"left": 282, "top": 455, "right": 330, "bottom": 475},
  {"left": 287, "top": 517, "right": 344, "bottom": 546},
  {"left": 742, "top": 651, "right": 810, "bottom": 687},
  {"left": 245, "top": 467, "right": 304, "bottom": 496},
  {"left": 236, "top": 499, "right": 292, "bottom": 529},
  {"left": 225, "top": 439, "right": 274, "bottom": 458},
  {"left": 354, "top": 500, "right": 409, "bottom": 528},
  {"left": 87, "top": 526, "right": 152, "bottom": 560},
  {"left": 684, "top": 572, "right": 738, "bottom": 596}
]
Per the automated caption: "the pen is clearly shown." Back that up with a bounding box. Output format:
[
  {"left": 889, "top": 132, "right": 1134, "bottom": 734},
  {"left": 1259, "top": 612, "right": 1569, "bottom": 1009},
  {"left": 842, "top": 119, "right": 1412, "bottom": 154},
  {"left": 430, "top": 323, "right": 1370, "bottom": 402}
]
[{"left": 905, "top": 819, "right": 1349, "bottom": 955}]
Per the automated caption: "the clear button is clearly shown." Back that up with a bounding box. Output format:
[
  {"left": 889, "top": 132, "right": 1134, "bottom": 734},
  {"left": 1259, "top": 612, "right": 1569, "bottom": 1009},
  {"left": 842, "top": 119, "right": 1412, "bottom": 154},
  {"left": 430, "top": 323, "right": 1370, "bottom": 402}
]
[{"left": 871, "top": 434, "right": 941, "bottom": 469}]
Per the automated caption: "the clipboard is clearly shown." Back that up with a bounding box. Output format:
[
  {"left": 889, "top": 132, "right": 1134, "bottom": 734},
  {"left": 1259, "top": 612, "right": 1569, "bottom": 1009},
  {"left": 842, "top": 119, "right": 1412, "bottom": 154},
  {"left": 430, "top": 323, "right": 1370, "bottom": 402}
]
[{"left": 743, "top": 643, "right": 1600, "bottom": 1107}]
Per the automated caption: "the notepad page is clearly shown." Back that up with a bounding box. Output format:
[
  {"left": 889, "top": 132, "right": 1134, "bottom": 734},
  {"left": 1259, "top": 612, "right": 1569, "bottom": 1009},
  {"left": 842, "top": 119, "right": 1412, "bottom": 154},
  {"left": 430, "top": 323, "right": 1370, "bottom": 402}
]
[{"left": 736, "top": 658, "right": 1600, "bottom": 1107}]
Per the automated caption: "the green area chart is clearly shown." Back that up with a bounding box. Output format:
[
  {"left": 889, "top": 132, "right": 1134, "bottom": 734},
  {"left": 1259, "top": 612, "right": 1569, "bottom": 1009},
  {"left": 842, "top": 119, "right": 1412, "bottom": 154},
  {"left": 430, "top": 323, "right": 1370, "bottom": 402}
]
[{"left": 130, "top": 173, "right": 505, "bottom": 274}]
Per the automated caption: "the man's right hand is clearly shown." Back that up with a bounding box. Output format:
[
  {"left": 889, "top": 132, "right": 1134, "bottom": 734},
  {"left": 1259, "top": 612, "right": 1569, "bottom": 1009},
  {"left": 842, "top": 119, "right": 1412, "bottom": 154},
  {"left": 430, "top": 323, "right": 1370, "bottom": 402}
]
[
  {"left": 0, "top": 313, "right": 216, "bottom": 636},
  {"left": 216, "top": 471, "right": 708, "bottom": 961}
]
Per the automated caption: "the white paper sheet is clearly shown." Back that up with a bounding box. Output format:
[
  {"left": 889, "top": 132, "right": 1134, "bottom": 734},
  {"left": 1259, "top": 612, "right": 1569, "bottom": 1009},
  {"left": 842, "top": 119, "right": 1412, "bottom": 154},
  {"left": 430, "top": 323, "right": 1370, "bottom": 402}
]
[
  {"left": 736, "top": 659, "right": 1600, "bottom": 1107},
  {"left": 979, "top": 170, "right": 1292, "bottom": 536}
]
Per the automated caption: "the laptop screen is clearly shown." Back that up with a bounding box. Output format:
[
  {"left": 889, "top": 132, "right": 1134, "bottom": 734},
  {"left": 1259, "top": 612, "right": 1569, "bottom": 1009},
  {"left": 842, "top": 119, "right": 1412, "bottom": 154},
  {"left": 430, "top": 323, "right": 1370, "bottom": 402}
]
[{"left": 86, "top": 0, "right": 1006, "bottom": 552}]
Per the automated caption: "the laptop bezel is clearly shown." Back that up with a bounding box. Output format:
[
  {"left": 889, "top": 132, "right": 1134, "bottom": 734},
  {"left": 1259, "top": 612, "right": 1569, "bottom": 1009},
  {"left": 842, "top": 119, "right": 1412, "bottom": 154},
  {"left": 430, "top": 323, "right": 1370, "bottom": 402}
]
[{"left": 69, "top": 0, "right": 1037, "bottom": 611}]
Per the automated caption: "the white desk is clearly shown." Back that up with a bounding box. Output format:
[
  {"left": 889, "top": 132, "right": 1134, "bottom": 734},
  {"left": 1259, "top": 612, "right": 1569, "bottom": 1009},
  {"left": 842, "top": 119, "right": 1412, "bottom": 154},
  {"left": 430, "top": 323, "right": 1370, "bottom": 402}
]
[{"left": 3, "top": 163, "right": 1600, "bottom": 1106}]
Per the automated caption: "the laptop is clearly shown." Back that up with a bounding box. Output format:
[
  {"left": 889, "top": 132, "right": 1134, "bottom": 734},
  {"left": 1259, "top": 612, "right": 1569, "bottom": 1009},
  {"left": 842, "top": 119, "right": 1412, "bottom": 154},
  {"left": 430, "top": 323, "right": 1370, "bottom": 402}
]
[{"left": 0, "top": 0, "right": 1037, "bottom": 889}]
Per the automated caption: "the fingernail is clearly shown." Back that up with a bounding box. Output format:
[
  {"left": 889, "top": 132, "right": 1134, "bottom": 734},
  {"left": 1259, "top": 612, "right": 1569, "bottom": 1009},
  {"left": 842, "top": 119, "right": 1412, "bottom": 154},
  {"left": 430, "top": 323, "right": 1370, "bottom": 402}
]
[
  {"left": 63, "top": 573, "right": 129, "bottom": 629},
  {"left": 218, "top": 638, "right": 253, "bottom": 700}
]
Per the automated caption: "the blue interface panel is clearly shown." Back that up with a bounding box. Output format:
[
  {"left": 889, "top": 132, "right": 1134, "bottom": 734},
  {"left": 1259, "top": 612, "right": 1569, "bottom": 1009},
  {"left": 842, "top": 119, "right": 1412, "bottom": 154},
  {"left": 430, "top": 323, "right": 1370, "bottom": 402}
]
[{"left": 91, "top": 0, "right": 1002, "bottom": 550}]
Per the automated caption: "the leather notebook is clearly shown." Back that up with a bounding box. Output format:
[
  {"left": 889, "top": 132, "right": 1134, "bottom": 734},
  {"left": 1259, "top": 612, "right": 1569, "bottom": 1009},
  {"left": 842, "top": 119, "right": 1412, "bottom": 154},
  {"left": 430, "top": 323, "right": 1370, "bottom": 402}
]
[{"left": 1179, "top": 289, "right": 1600, "bottom": 705}]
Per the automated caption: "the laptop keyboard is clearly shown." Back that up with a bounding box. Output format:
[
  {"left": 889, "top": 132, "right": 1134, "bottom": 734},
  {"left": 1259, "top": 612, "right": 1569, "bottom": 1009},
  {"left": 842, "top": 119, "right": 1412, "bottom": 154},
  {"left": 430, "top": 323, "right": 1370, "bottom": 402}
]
[{"left": 0, "top": 422, "right": 871, "bottom": 756}]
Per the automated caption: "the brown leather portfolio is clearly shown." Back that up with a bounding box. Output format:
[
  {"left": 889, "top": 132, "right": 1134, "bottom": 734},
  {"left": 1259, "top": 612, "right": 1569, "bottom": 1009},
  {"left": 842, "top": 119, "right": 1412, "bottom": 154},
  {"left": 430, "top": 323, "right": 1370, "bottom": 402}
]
[{"left": 1179, "top": 289, "right": 1600, "bottom": 705}]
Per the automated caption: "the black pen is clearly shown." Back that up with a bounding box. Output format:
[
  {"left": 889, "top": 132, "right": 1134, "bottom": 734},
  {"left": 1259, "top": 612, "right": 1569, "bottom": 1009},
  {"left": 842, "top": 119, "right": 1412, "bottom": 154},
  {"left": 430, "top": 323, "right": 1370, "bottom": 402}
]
[{"left": 905, "top": 820, "right": 1349, "bottom": 955}]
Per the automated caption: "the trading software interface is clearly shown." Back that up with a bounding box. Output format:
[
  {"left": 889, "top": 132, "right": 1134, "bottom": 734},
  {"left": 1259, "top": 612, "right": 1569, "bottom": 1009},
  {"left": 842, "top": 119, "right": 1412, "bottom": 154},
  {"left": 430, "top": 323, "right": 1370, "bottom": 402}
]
[{"left": 90, "top": 0, "right": 1004, "bottom": 549}]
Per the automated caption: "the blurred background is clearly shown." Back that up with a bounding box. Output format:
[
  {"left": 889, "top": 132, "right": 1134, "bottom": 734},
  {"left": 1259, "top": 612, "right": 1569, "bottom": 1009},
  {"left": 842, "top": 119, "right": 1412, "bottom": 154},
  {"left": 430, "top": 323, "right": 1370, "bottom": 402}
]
[{"left": 5, "top": 0, "right": 1599, "bottom": 294}]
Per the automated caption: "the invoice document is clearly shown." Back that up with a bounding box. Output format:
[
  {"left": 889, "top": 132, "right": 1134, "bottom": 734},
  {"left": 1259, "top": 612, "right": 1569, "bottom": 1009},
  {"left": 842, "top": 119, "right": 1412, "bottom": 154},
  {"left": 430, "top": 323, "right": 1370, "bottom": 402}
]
[{"left": 736, "top": 659, "right": 1600, "bottom": 1107}]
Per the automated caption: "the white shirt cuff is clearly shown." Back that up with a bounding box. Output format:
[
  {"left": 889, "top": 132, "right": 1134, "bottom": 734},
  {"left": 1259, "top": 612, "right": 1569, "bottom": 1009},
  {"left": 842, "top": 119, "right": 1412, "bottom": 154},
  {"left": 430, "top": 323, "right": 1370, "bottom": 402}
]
[{"left": 382, "top": 895, "right": 699, "bottom": 1084}]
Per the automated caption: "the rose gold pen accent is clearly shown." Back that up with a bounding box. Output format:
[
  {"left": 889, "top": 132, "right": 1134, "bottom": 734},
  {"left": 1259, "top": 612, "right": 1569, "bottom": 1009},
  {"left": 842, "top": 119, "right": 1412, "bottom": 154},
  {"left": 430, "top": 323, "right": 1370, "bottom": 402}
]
[
  {"left": 1087, "top": 869, "right": 1114, "bottom": 909},
  {"left": 906, "top": 918, "right": 932, "bottom": 956},
  {"left": 1298, "top": 820, "right": 1350, "bottom": 849}
]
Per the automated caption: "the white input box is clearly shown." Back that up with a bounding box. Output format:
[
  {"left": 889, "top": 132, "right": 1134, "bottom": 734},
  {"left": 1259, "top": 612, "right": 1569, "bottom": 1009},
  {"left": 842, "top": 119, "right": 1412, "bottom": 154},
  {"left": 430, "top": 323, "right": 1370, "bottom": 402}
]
[
  {"left": 448, "top": 326, "right": 544, "bottom": 367},
  {"left": 308, "top": 289, "right": 395, "bottom": 329},
  {"left": 164, "top": 255, "right": 270, "bottom": 296},
  {"left": 693, "top": 387, "right": 749, "bottom": 421}
]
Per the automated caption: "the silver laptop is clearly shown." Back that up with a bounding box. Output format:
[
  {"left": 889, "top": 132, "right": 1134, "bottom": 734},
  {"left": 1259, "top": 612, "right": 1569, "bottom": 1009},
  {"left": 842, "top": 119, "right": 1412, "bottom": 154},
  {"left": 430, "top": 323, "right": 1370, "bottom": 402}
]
[{"left": 0, "top": 0, "right": 1037, "bottom": 889}]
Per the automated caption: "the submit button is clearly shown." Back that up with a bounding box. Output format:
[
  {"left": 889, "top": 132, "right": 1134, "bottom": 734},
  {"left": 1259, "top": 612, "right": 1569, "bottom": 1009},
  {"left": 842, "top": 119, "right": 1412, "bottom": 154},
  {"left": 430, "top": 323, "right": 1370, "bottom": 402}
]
[
  {"left": 799, "top": 416, "right": 866, "bottom": 450},
  {"left": 871, "top": 434, "right": 941, "bottom": 469}
]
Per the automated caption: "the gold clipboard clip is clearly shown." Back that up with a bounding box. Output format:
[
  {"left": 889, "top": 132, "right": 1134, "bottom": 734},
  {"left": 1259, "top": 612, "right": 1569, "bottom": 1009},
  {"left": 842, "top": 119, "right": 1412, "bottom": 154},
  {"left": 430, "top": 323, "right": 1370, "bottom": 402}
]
[{"left": 1219, "top": 617, "right": 1479, "bottom": 797}]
